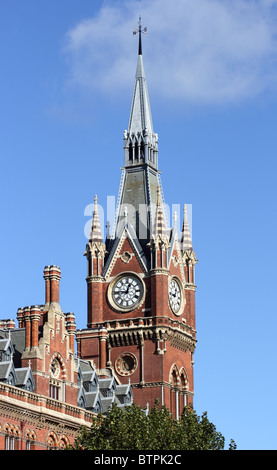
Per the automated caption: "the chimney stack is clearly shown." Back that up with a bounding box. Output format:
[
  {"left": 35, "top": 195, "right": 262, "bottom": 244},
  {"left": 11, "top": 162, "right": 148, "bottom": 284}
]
[{"left": 43, "top": 265, "right": 61, "bottom": 305}]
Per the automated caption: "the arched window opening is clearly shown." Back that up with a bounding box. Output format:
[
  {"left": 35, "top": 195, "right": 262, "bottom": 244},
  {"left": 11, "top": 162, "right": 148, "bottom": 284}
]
[
  {"left": 25, "top": 430, "right": 36, "bottom": 450},
  {"left": 46, "top": 432, "right": 58, "bottom": 450},
  {"left": 59, "top": 435, "right": 69, "bottom": 450}
]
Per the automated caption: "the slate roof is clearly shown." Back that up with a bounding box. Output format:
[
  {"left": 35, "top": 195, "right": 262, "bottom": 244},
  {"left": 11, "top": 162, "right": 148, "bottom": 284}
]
[
  {"left": 0, "top": 361, "right": 12, "bottom": 381},
  {"left": 76, "top": 358, "right": 133, "bottom": 414},
  {"left": 0, "top": 328, "right": 26, "bottom": 367},
  {"left": 0, "top": 330, "right": 133, "bottom": 414},
  {"left": 103, "top": 222, "right": 148, "bottom": 276}
]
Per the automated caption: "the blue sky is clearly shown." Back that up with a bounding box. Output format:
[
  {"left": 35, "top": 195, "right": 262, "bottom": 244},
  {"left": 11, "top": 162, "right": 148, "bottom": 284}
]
[{"left": 1, "top": 0, "right": 277, "bottom": 450}]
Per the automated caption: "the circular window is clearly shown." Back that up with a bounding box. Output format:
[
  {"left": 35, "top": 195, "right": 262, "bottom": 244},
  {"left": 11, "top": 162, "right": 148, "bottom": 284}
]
[{"left": 115, "top": 352, "right": 137, "bottom": 376}]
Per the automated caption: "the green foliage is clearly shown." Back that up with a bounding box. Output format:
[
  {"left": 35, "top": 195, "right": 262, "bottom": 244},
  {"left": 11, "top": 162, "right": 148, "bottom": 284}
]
[{"left": 71, "top": 401, "right": 236, "bottom": 451}]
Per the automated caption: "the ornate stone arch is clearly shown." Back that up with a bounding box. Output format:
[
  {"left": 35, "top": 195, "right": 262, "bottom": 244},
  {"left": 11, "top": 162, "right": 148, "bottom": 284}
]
[
  {"left": 3, "top": 423, "right": 21, "bottom": 436},
  {"left": 59, "top": 434, "right": 70, "bottom": 450},
  {"left": 179, "top": 367, "right": 189, "bottom": 391},
  {"left": 3, "top": 423, "right": 20, "bottom": 450},
  {"left": 25, "top": 429, "right": 37, "bottom": 441},
  {"left": 49, "top": 352, "right": 67, "bottom": 380},
  {"left": 13, "top": 425, "right": 21, "bottom": 437},
  {"left": 169, "top": 364, "right": 180, "bottom": 387},
  {"left": 24, "top": 429, "right": 37, "bottom": 450},
  {"left": 3, "top": 423, "right": 11, "bottom": 434},
  {"left": 46, "top": 431, "right": 58, "bottom": 449}
]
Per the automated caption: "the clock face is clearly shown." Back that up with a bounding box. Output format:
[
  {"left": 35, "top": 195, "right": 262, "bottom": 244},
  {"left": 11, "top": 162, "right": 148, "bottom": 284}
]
[
  {"left": 112, "top": 275, "right": 143, "bottom": 310},
  {"left": 51, "top": 358, "right": 60, "bottom": 378},
  {"left": 169, "top": 278, "right": 182, "bottom": 314}
]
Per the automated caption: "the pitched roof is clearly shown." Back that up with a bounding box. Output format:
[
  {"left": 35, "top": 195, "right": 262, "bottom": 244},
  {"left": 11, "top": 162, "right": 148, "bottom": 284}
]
[
  {"left": 0, "top": 361, "right": 12, "bottom": 380},
  {"left": 15, "top": 366, "right": 34, "bottom": 390},
  {"left": 83, "top": 391, "right": 101, "bottom": 410},
  {"left": 0, "top": 338, "right": 10, "bottom": 352},
  {"left": 103, "top": 222, "right": 148, "bottom": 276}
]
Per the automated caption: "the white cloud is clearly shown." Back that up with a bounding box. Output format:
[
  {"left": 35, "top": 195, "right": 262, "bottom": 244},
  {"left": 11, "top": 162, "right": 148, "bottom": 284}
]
[{"left": 63, "top": 0, "right": 277, "bottom": 104}]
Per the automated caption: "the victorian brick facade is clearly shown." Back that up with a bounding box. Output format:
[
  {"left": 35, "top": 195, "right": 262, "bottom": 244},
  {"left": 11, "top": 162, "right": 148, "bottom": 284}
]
[
  {"left": 0, "top": 20, "right": 197, "bottom": 449},
  {"left": 0, "top": 266, "right": 132, "bottom": 450}
]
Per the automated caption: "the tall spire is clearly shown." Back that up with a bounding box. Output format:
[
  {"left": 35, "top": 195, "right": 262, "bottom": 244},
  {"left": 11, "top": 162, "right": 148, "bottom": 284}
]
[
  {"left": 180, "top": 205, "right": 193, "bottom": 251},
  {"left": 128, "top": 18, "right": 154, "bottom": 142},
  {"left": 115, "top": 19, "right": 161, "bottom": 257},
  {"left": 124, "top": 16, "right": 158, "bottom": 170}
]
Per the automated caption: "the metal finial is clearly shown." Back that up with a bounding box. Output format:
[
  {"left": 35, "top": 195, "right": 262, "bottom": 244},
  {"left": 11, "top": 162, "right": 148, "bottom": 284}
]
[{"left": 133, "top": 16, "right": 147, "bottom": 55}]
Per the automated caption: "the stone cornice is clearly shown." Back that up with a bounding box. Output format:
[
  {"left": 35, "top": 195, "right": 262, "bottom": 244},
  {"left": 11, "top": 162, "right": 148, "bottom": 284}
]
[
  {"left": 131, "top": 381, "right": 194, "bottom": 395},
  {"left": 184, "top": 283, "right": 197, "bottom": 291},
  {"left": 149, "top": 268, "right": 170, "bottom": 275},
  {"left": 85, "top": 316, "right": 197, "bottom": 353},
  {"left": 86, "top": 275, "right": 105, "bottom": 283}
]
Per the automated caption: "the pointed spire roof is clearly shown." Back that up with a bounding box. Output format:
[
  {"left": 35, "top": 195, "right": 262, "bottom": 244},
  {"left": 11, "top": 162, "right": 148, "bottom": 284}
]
[
  {"left": 128, "top": 19, "right": 154, "bottom": 137},
  {"left": 152, "top": 186, "right": 168, "bottom": 240},
  {"left": 114, "top": 18, "right": 160, "bottom": 259},
  {"left": 180, "top": 205, "right": 193, "bottom": 251},
  {"left": 89, "top": 195, "right": 103, "bottom": 244}
]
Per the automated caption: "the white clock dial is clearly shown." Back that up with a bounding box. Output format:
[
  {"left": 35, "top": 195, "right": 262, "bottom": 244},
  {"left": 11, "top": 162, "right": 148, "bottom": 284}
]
[
  {"left": 169, "top": 279, "right": 182, "bottom": 314},
  {"left": 51, "top": 358, "right": 60, "bottom": 378},
  {"left": 112, "top": 275, "right": 143, "bottom": 309}
]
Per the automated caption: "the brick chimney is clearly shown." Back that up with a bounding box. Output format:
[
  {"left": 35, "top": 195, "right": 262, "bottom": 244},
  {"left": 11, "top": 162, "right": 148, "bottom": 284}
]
[
  {"left": 30, "top": 305, "right": 41, "bottom": 349},
  {"left": 43, "top": 265, "right": 61, "bottom": 305},
  {"left": 65, "top": 312, "right": 76, "bottom": 352}
]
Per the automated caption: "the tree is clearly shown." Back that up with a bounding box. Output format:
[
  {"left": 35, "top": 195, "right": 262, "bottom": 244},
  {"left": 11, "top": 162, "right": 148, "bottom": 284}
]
[{"left": 71, "top": 402, "right": 236, "bottom": 451}]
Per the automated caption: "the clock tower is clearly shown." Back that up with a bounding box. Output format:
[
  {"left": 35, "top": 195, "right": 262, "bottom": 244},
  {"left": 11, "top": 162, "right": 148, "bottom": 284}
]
[{"left": 76, "top": 20, "right": 197, "bottom": 417}]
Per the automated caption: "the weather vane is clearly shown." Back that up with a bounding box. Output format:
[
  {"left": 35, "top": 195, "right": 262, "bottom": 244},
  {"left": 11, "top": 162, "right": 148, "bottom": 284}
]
[{"left": 133, "top": 16, "right": 147, "bottom": 55}]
